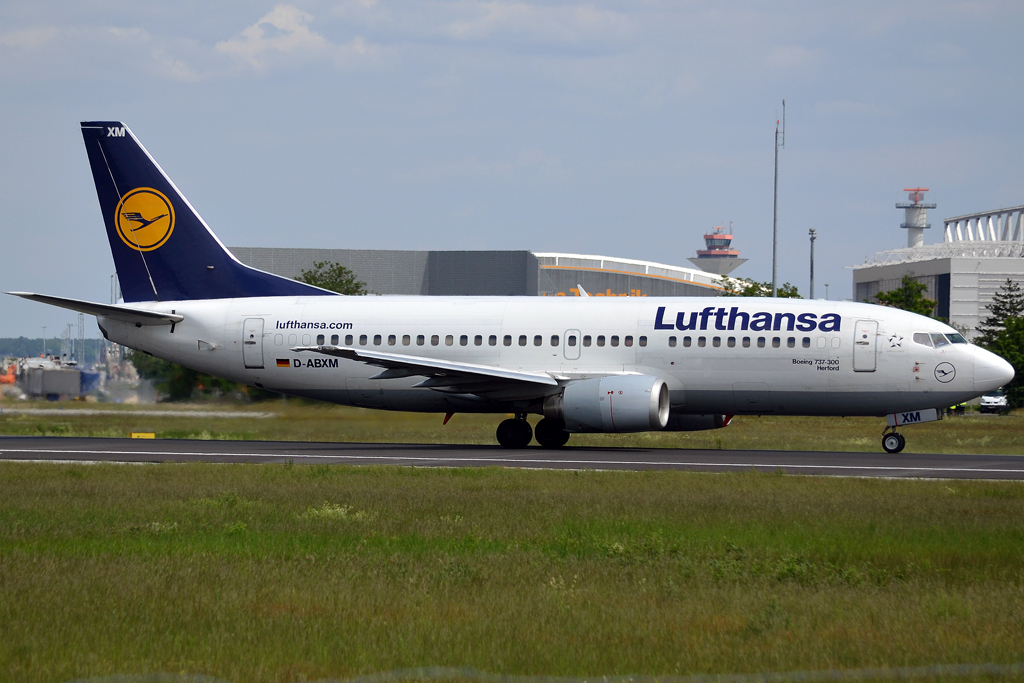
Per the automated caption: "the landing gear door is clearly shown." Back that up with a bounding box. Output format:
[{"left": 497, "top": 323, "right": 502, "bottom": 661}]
[
  {"left": 563, "top": 329, "right": 581, "bottom": 361},
  {"left": 243, "top": 318, "right": 265, "bottom": 369},
  {"left": 852, "top": 319, "right": 877, "bottom": 372}
]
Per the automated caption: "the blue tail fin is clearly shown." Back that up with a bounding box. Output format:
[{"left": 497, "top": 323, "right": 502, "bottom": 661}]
[{"left": 81, "top": 122, "right": 333, "bottom": 303}]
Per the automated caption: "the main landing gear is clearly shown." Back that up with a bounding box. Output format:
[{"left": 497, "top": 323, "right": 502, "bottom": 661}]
[
  {"left": 495, "top": 416, "right": 571, "bottom": 449},
  {"left": 882, "top": 427, "right": 906, "bottom": 454}
]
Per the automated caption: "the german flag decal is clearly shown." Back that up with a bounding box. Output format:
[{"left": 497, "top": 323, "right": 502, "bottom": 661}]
[{"left": 276, "top": 359, "right": 290, "bottom": 368}]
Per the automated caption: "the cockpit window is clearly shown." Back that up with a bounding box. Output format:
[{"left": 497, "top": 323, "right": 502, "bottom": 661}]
[
  {"left": 913, "top": 333, "right": 932, "bottom": 347},
  {"left": 931, "top": 333, "right": 950, "bottom": 348},
  {"left": 946, "top": 333, "right": 968, "bottom": 344}
]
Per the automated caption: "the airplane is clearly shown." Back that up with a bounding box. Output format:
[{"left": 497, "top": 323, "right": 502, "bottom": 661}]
[{"left": 7, "top": 122, "right": 1015, "bottom": 453}]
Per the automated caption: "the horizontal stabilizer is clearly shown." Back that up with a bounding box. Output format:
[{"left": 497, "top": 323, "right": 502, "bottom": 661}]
[
  {"left": 291, "top": 345, "right": 558, "bottom": 386},
  {"left": 6, "top": 292, "right": 183, "bottom": 326}
]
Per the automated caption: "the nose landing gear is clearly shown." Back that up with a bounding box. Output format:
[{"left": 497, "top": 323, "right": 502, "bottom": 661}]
[{"left": 882, "top": 427, "right": 906, "bottom": 454}]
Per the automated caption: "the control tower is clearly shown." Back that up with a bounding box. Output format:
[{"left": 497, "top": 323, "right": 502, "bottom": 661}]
[
  {"left": 688, "top": 225, "right": 748, "bottom": 275},
  {"left": 897, "top": 188, "right": 936, "bottom": 248}
]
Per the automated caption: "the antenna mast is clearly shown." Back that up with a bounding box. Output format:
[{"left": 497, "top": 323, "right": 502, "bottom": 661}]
[{"left": 772, "top": 99, "right": 785, "bottom": 297}]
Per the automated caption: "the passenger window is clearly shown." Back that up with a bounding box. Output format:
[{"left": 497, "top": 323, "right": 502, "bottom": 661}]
[
  {"left": 742, "top": 337, "right": 750, "bottom": 348},
  {"left": 816, "top": 337, "right": 825, "bottom": 349},
  {"left": 503, "top": 335, "right": 512, "bottom": 346},
  {"left": 802, "top": 337, "right": 810, "bottom": 348},
  {"left": 533, "top": 335, "right": 542, "bottom": 346},
  {"left": 402, "top": 335, "right": 411, "bottom": 346},
  {"left": 610, "top": 335, "right": 620, "bottom": 347},
  {"left": 489, "top": 335, "right": 497, "bottom": 346},
  {"left": 460, "top": 335, "right": 468, "bottom": 346},
  {"left": 757, "top": 337, "right": 765, "bottom": 348},
  {"left": 345, "top": 334, "right": 353, "bottom": 346},
  {"left": 416, "top": 335, "right": 424, "bottom": 346},
  {"left": 931, "top": 333, "right": 950, "bottom": 348},
  {"left": 624, "top": 336, "right": 633, "bottom": 347},
  {"left": 727, "top": 337, "right": 736, "bottom": 348},
  {"left": 597, "top": 335, "right": 606, "bottom": 347},
  {"left": 431, "top": 335, "right": 439, "bottom": 346},
  {"left": 446, "top": 335, "right": 454, "bottom": 346},
  {"left": 302, "top": 334, "right": 311, "bottom": 346},
  {"left": 359, "top": 334, "right": 367, "bottom": 345},
  {"left": 316, "top": 334, "right": 325, "bottom": 345},
  {"left": 519, "top": 335, "right": 527, "bottom": 346},
  {"left": 583, "top": 335, "right": 592, "bottom": 347},
  {"left": 551, "top": 335, "right": 559, "bottom": 346},
  {"left": 712, "top": 337, "right": 721, "bottom": 348},
  {"left": 668, "top": 336, "right": 677, "bottom": 347},
  {"left": 698, "top": 337, "right": 706, "bottom": 348},
  {"left": 787, "top": 337, "right": 795, "bottom": 348},
  {"left": 772, "top": 337, "right": 780, "bottom": 348},
  {"left": 913, "top": 333, "right": 933, "bottom": 346},
  {"left": 639, "top": 336, "right": 647, "bottom": 347},
  {"left": 274, "top": 334, "right": 284, "bottom": 346},
  {"left": 288, "top": 334, "right": 297, "bottom": 346},
  {"left": 683, "top": 336, "right": 691, "bottom": 347},
  {"left": 373, "top": 334, "right": 382, "bottom": 346},
  {"left": 567, "top": 335, "right": 577, "bottom": 347},
  {"left": 474, "top": 335, "right": 482, "bottom": 346},
  {"left": 388, "top": 334, "right": 396, "bottom": 346},
  {"left": 329, "top": 334, "right": 338, "bottom": 345},
  {"left": 831, "top": 337, "right": 840, "bottom": 349}
]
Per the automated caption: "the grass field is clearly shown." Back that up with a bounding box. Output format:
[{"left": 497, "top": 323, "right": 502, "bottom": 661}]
[
  {"left": 1, "top": 398, "right": 1022, "bottom": 454},
  {"left": 1, "top": 463, "right": 1023, "bottom": 683}
]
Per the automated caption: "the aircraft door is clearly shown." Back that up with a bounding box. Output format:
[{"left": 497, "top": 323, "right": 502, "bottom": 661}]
[
  {"left": 243, "top": 318, "right": 265, "bottom": 369},
  {"left": 564, "top": 329, "right": 581, "bottom": 360},
  {"left": 852, "top": 320, "right": 877, "bottom": 372}
]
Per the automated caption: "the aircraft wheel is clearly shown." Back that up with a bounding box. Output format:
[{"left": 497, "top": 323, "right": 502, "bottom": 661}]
[
  {"left": 534, "top": 418, "right": 570, "bottom": 449},
  {"left": 497, "top": 418, "right": 532, "bottom": 449},
  {"left": 882, "top": 432, "right": 905, "bottom": 454}
]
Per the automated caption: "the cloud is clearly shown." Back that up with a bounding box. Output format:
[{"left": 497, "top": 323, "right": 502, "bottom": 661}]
[
  {"left": 216, "top": 4, "right": 379, "bottom": 69},
  {"left": 0, "top": 27, "right": 58, "bottom": 49},
  {"left": 442, "top": 2, "right": 634, "bottom": 45}
]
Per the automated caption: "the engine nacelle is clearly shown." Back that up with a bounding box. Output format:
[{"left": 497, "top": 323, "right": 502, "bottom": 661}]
[
  {"left": 545, "top": 375, "right": 670, "bottom": 433},
  {"left": 662, "top": 413, "right": 733, "bottom": 431}
]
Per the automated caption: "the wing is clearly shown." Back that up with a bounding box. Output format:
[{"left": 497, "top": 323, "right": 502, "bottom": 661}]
[
  {"left": 7, "top": 292, "right": 183, "bottom": 326},
  {"left": 291, "top": 345, "right": 560, "bottom": 398}
]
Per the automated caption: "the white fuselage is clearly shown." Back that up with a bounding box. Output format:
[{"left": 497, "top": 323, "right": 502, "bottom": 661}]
[{"left": 98, "top": 295, "right": 1009, "bottom": 418}]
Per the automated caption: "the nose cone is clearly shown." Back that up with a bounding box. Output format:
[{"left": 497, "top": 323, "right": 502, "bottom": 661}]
[{"left": 974, "top": 347, "right": 1015, "bottom": 394}]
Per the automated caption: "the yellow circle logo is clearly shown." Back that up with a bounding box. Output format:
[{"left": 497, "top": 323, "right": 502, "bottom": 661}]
[{"left": 114, "top": 187, "right": 175, "bottom": 251}]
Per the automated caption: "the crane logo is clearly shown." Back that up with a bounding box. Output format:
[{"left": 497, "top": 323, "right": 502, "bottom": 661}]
[
  {"left": 934, "top": 362, "right": 956, "bottom": 383},
  {"left": 114, "top": 187, "right": 175, "bottom": 251}
]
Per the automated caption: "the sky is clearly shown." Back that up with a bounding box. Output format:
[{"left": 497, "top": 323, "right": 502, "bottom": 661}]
[{"left": 1, "top": 0, "right": 1022, "bottom": 338}]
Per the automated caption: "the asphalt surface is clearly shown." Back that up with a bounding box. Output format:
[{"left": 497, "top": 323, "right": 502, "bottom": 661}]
[{"left": 1, "top": 436, "right": 1024, "bottom": 479}]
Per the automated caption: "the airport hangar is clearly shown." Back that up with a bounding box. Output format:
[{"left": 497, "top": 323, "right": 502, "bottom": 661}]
[
  {"left": 229, "top": 248, "right": 727, "bottom": 298},
  {"left": 852, "top": 195, "right": 1024, "bottom": 339}
]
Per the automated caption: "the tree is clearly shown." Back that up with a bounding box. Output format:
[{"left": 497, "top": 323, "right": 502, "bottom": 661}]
[
  {"left": 975, "top": 279, "right": 1024, "bottom": 348},
  {"left": 128, "top": 350, "right": 240, "bottom": 402},
  {"left": 298, "top": 261, "right": 368, "bottom": 295},
  {"left": 983, "top": 316, "right": 1024, "bottom": 408},
  {"left": 723, "top": 277, "right": 801, "bottom": 298},
  {"left": 873, "top": 275, "right": 936, "bottom": 317}
]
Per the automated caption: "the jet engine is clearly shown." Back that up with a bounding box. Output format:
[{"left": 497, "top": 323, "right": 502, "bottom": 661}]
[
  {"left": 662, "top": 413, "right": 733, "bottom": 431},
  {"left": 544, "top": 375, "right": 670, "bottom": 433}
]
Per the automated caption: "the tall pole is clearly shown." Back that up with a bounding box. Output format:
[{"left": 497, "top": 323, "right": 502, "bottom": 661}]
[
  {"left": 41, "top": 326, "right": 47, "bottom": 357},
  {"left": 772, "top": 100, "right": 785, "bottom": 297},
  {"left": 808, "top": 228, "right": 816, "bottom": 299}
]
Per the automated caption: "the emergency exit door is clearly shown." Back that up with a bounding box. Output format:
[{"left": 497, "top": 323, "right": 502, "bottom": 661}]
[
  {"left": 243, "top": 318, "right": 265, "bottom": 369},
  {"left": 852, "top": 319, "right": 877, "bottom": 372}
]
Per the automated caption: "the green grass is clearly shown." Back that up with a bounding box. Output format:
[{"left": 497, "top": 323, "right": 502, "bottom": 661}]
[
  {"left": 1, "top": 398, "right": 1023, "bottom": 454},
  {"left": 1, "top": 463, "right": 1023, "bottom": 682}
]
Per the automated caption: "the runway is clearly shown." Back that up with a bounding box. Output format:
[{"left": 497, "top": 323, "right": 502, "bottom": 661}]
[{"left": 2, "top": 436, "right": 1024, "bottom": 479}]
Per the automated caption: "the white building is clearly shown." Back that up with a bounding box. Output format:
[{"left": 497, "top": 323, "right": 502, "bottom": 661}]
[{"left": 852, "top": 195, "right": 1024, "bottom": 339}]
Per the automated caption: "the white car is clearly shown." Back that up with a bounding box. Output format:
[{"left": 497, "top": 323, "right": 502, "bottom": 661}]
[{"left": 980, "top": 388, "right": 1010, "bottom": 414}]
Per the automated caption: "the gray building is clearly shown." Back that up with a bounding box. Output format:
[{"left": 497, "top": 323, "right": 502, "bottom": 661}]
[
  {"left": 229, "top": 247, "right": 725, "bottom": 298},
  {"left": 852, "top": 202, "right": 1024, "bottom": 338}
]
